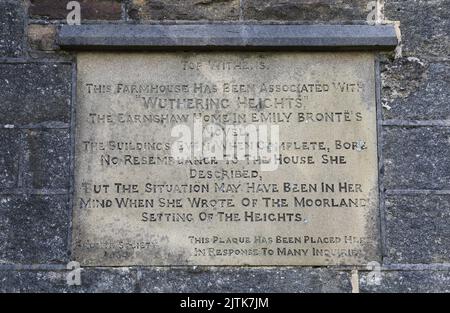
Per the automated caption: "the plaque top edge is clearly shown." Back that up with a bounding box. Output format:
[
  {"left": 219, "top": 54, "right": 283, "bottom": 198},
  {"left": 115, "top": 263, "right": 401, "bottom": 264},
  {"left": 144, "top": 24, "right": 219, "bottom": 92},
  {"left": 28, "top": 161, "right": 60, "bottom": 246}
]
[{"left": 57, "top": 24, "right": 398, "bottom": 51}]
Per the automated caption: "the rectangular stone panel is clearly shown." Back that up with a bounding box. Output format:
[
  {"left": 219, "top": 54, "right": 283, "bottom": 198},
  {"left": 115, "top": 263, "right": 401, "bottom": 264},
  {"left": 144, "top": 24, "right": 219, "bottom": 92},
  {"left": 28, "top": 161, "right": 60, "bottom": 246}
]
[
  {"left": 0, "top": 63, "right": 71, "bottom": 127},
  {"left": 73, "top": 52, "right": 380, "bottom": 266}
]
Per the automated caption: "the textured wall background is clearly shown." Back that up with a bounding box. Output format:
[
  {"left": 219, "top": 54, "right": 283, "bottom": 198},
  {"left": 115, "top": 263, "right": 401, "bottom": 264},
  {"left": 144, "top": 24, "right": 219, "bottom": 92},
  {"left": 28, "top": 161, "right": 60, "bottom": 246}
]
[{"left": 0, "top": 0, "right": 449, "bottom": 293}]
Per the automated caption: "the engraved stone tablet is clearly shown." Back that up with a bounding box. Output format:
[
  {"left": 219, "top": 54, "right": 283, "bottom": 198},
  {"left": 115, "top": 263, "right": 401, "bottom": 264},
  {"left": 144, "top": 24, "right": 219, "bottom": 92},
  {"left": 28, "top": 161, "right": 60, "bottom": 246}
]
[{"left": 73, "top": 52, "right": 380, "bottom": 266}]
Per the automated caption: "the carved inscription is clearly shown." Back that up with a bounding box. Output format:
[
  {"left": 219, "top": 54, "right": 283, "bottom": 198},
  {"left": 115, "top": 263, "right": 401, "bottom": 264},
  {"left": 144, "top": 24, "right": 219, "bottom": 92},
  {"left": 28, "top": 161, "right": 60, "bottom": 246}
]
[{"left": 73, "top": 52, "right": 380, "bottom": 265}]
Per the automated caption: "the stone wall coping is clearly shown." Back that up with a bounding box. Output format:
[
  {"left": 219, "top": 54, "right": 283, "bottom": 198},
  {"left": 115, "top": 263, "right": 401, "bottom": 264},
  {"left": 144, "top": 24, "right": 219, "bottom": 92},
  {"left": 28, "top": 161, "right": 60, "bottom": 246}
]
[{"left": 57, "top": 24, "right": 398, "bottom": 51}]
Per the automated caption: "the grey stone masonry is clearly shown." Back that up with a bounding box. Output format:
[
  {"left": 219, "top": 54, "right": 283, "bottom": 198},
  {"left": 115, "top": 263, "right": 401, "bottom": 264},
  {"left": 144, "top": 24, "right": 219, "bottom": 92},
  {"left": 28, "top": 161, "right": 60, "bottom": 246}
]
[
  {"left": 0, "top": 130, "right": 20, "bottom": 189},
  {"left": 0, "top": 0, "right": 448, "bottom": 293},
  {"left": 381, "top": 59, "right": 450, "bottom": 121},
  {"left": 128, "top": 0, "right": 240, "bottom": 21},
  {"left": 384, "top": 0, "right": 450, "bottom": 59},
  {"left": 383, "top": 127, "right": 450, "bottom": 190},
  {"left": 0, "top": 267, "right": 351, "bottom": 293},
  {"left": 57, "top": 24, "right": 399, "bottom": 50},
  {"left": 384, "top": 195, "right": 450, "bottom": 264},
  {"left": 0, "top": 1, "right": 25, "bottom": 57},
  {"left": 21, "top": 129, "right": 71, "bottom": 190},
  {"left": 0, "top": 63, "right": 71, "bottom": 128},
  {"left": 0, "top": 195, "right": 69, "bottom": 264},
  {"left": 360, "top": 270, "right": 450, "bottom": 293}
]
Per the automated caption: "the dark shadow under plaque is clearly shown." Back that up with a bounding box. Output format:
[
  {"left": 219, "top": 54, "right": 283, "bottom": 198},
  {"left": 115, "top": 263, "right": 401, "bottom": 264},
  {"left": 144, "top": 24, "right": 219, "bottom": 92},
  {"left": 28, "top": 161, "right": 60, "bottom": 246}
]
[{"left": 63, "top": 24, "right": 397, "bottom": 266}]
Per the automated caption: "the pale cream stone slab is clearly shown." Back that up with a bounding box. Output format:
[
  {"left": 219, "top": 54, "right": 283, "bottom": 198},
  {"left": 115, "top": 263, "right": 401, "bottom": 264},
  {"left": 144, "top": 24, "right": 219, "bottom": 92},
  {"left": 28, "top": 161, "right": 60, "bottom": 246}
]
[{"left": 73, "top": 52, "right": 380, "bottom": 266}]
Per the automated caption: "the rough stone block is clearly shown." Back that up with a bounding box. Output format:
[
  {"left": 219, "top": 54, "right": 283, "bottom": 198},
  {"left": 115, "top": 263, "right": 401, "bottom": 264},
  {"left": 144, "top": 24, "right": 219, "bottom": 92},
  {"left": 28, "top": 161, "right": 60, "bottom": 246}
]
[
  {"left": 128, "top": 0, "right": 240, "bottom": 20},
  {"left": 360, "top": 270, "right": 450, "bottom": 292},
  {"left": 29, "top": 0, "right": 122, "bottom": 20},
  {"left": 0, "top": 63, "right": 71, "bottom": 126},
  {"left": 384, "top": 195, "right": 450, "bottom": 264},
  {"left": 0, "top": 1, "right": 24, "bottom": 57},
  {"left": 22, "top": 129, "right": 70, "bottom": 190},
  {"left": 137, "top": 268, "right": 352, "bottom": 292},
  {"left": 385, "top": 0, "right": 450, "bottom": 59},
  {"left": 28, "top": 24, "right": 57, "bottom": 51},
  {"left": 242, "top": 0, "right": 370, "bottom": 22},
  {"left": 381, "top": 58, "right": 450, "bottom": 121},
  {"left": 0, "top": 195, "right": 69, "bottom": 264},
  {"left": 0, "top": 268, "right": 137, "bottom": 292},
  {"left": 383, "top": 127, "right": 450, "bottom": 190},
  {"left": 57, "top": 24, "right": 398, "bottom": 50},
  {"left": 0, "top": 270, "right": 69, "bottom": 292},
  {"left": 0, "top": 130, "right": 20, "bottom": 189}
]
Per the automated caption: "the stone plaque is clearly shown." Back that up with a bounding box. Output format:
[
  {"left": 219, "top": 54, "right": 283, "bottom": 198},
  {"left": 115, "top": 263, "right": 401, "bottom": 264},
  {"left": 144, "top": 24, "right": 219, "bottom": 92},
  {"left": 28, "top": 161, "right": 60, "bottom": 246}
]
[{"left": 73, "top": 52, "right": 380, "bottom": 266}]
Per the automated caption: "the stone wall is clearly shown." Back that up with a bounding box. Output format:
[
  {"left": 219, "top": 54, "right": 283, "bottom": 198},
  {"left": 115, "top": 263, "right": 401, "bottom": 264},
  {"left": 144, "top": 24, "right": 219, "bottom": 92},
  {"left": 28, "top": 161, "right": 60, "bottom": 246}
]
[{"left": 0, "top": 0, "right": 449, "bottom": 293}]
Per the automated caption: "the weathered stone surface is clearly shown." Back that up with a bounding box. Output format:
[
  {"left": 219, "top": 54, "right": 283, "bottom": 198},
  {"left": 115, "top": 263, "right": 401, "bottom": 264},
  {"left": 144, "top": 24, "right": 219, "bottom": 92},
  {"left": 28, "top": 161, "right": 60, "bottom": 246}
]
[
  {"left": 138, "top": 268, "right": 352, "bottom": 292},
  {"left": 0, "top": 1, "right": 24, "bottom": 57},
  {"left": 128, "top": 0, "right": 239, "bottom": 20},
  {"left": 381, "top": 58, "right": 450, "bottom": 120},
  {"left": 28, "top": 24, "right": 57, "bottom": 51},
  {"left": 383, "top": 127, "right": 450, "bottom": 190},
  {"left": 0, "top": 63, "right": 71, "bottom": 126},
  {"left": 360, "top": 270, "right": 450, "bottom": 293},
  {"left": 73, "top": 52, "right": 380, "bottom": 266},
  {"left": 0, "top": 130, "right": 20, "bottom": 189},
  {"left": 0, "top": 268, "right": 137, "bottom": 292},
  {"left": 385, "top": 0, "right": 450, "bottom": 59},
  {"left": 57, "top": 24, "right": 398, "bottom": 50},
  {"left": 0, "top": 270, "right": 70, "bottom": 293},
  {"left": 29, "top": 0, "right": 122, "bottom": 20},
  {"left": 242, "top": 0, "right": 370, "bottom": 22},
  {"left": 0, "top": 0, "right": 448, "bottom": 295},
  {"left": 77, "top": 268, "right": 137, "bottom": 292},
  {"left": 0, "top": 195, "right": 69, "bottom": 264},
  {"left": 22, "top": 130, "right": 70, "bottom": 190},
  {"left": 1, "top": 267, "right": 449, "bottom": 293},
  {"left": 0, "top": 267, "right": 351, "bottom": 293},
  {"left": 384, "top": 195, "right": 450, "bottom": 264}
]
